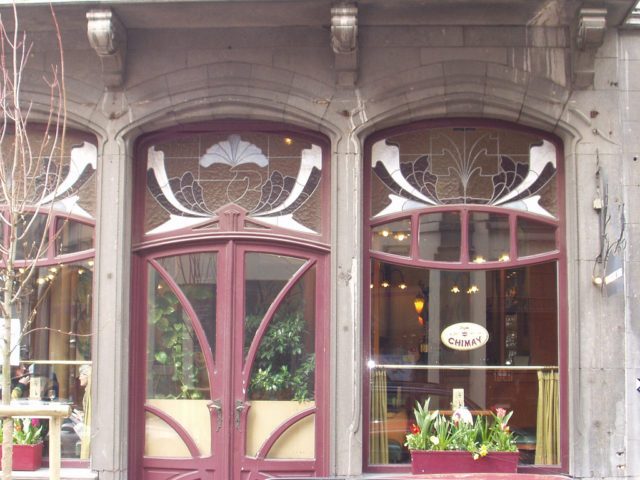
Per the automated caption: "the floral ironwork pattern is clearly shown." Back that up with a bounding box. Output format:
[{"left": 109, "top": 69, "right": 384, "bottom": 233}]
[
  {"left": 146, "top": 134, "right": 323, "bottom": 235},
  {"left": 371, "top": 128, "right": 557, "bottom": 218}
]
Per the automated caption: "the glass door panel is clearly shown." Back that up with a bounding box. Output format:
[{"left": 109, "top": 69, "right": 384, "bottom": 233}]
[
  {"left": 243, "top": 253, "right": 317, "bottom": 462},
  {"left": 145, "top": 253, "right": 217, "bottom": 460}
]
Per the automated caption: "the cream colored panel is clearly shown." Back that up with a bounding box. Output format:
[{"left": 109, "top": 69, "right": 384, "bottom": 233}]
[
  {"left": 246, "top": 400, "right": 315, "bottom": 459},
  {"left": 145, "top": 399, "right": 212, "bottom": 457}
]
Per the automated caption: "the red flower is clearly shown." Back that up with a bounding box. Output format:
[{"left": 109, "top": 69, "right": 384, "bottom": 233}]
[
  {"left": 31, "top": 419, "right": 39, "bottom": 427},
  {"left": 410, "top": 424, "right": 420, "bottom": 434}
]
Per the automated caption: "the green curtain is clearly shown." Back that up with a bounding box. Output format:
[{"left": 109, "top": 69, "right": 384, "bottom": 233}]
[
  {"left": 535, "top": 370, "right": 559, "bottom": 465},
  {"left": 370, "top": 369, "right": 389, "bottom": 464}
]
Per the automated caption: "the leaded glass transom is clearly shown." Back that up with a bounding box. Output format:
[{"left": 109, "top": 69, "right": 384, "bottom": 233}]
[
  {"left": 371, "top": 127, "right": 557, "bottom": 219},
  {"left": 144, "top": 132, "right": 324, "bottom": 236}
]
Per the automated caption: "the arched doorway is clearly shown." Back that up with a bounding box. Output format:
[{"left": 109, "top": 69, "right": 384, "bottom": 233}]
[{"left": 129, "top": 124, "right": 330, "bottom": 480}]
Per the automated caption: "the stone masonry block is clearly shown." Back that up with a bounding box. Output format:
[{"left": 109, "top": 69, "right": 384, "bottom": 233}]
[
  {"left": 593, "top": 58, "right": 620, "bottom": 91},
  {"left": 359, "top": 47, "right": 422, "bottom": 82},
  {"left": 463, "top": 26, "right": 527, "bottom": 46},
  {"left": 420, "top": 47, "right": 507, "bottom": 66},
  {"left": 621, "top": 92, "right": 640, "bottom": 122},
  {"left": 487, "top": 63, "right": 530, "bottom": 87},
  {"left": 619, "top": 59, "right": 640, "bottom": 91},
  {"left": 166, "top": 66, "right": 208, "bottom": 94},
  {"left": 360, "top": 25, "right": 463, "bottom": 47},
  {"left": 250, "top": 64, "right": 294, "bottom": 88},
  {"left": 620, "top": 32, "right": 640, "bottom": 61},
  {"left": 508, "top": 47, "right": 568, "bottom": 87}
]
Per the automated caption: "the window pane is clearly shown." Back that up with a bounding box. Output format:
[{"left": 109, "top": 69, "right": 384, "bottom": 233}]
[
  {"left": 246, "top": 262, "right": 315, "bottom": 402},
  {"left": 15, "top": 214, "right": 48, "bottom": 260},
  {"left": 371, "top": 219, "right": 411, "bottom": 257},
  {"left": 16, "top": 261, "right": 94, "bottom": 459},
  {"left": 56, "top": 219, "right": 94, "bottom": 255},
  {"left": 419, "top": 212, "right": 460, "bottom": 261},
  {"left": 369, "top": 260, "right": 558, "bottom": 466},
  {"left": 469, "top": 212, "right": 510, "bottom": 263},
  {"left": 517, "top": 218, "right": 556, "bottom": 257},
  {"left": 147, "top": 265, "right": 211, "bottom": 400}
]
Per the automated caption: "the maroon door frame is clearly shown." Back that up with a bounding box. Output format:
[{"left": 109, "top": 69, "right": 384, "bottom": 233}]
[
  {"left": 361, "top": 119, "right": 569, "bottom": 475},
  {"left": 130, "top": 240, "right": 330, "bottom": 479},
  {"left": 128, "top": 121, "right": 332, "bottom": 480}
]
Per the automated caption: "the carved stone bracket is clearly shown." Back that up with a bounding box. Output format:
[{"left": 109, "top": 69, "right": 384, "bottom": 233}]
[
  {"left": 331, "top": 2, "right": 358, "bottom": 87},
  {"left": 87, "top": 9, "right": 127, "bottom": 90},
  {"left": 573, "top": 8, "right": 607, "bottom": 89}
]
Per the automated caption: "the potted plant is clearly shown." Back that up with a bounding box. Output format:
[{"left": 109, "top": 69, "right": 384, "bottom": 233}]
[
  {"left": 405, "top": 398, "right": 519, "bottom": 474},
  {"left": 0, "top": 418, "right": 44, "bottom": 471}
]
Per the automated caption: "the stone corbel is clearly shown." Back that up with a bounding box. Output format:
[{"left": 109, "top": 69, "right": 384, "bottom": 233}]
[
  {"left": 573, "top": 8, "right": 607, "bottom": 89},
  {"left": 87, "top": 9, "right": 127, "bottom": 90},
  {"left": 331, "top": 2, "right": 358, "bottom": 87}
]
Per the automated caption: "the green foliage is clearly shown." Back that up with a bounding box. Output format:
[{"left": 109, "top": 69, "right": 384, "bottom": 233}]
[
  {"left": 148, "top": 283, "right": 204, "bottom": 399},
  {"left": 246, "top": 312, "right": 315, "bottom": 402},
  {"left": 0, "top": 418, "right": 43, "bottom": 445},
  {"left": 404, "top": 398, "right": 518, "bottom": 458}
]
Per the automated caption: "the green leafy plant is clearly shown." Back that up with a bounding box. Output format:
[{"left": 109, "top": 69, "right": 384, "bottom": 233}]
[
  {"left": 405, "top": 398, "right": 518, "bottom": 459},
  {"left": 0, "top": 419, "right": 43, "bottom": 445},
  {"left": 148, "top": 283, "right": 205, "bottom": 399},
  {"left": 246, "top": 312, "right": 315, "bottom": 402}
]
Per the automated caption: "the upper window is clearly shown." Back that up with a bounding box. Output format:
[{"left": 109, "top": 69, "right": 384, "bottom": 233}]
[
  {"left": 370, "top": 126, "right": 558, "bottom": 219},
  {"left": 365, "top": 122, "right": 564, "bottom": 471},
  {"left": 140, "top": 128, "right": 327, "bottom": 241}
]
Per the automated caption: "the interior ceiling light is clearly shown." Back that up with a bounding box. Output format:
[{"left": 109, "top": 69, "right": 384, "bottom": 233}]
[
  {"left": 498, "top": 253, "right": 510, "bottom": 262},
  {"left": 472, "top": 256, "right": 486, "bottom": 264}
]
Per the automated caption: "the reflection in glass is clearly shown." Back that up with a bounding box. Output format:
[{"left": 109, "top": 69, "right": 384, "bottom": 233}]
[
  {"left": 147, "top": 266, "right": 211, "bottom": 400},
  {"left": 56, "top": 219, "right": 94, "bottom": 255},
  {"left": 517, "top": 218, "right": 556, "bottom": 257},
  {"left": 469, "top": 212, "right": 510, "bottom": 263},
  {"left": 419, "top": 212, "right": 460, "bottom": 262},
  {"left": 157, "top": 253, "right": 217, "bottom": 359},
  {"left": 16, "top": 262, "right": 94, "bottom": 459},
  {"left": 371, "top": 219, "right": 411, "bottom": 257},
  {"left": 369, "top": 260, "right": 558, "bottom": 465},
  {"left": 246, "top": 259, "right": 315, "bottom": 402},
  {"left": 15, "top": 214, "right": 48, "bottom": 260}
]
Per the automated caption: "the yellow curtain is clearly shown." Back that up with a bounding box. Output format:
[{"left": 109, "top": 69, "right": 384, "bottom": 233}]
[
  {"left": 80, "top": 369, "right": 92, "bottom": 460},
  {"left": 535, "top": 370, "right": 559, "bottom": 465},
  {"left": 370, "top": 369, "right": 388, "bottom": 464}
]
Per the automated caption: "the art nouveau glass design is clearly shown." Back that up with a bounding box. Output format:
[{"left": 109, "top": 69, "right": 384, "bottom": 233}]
[
  {"left": 367, "top": 124, "right": 562, "bottom": 470},
  {"left": 371, "top": 127, "right": 557, "bottom": 219},
  {"left": 145, "top": 133, "right": 324, "bottom": 235}
]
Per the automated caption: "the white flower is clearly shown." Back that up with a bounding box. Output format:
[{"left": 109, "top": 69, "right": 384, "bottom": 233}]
[
  {"left": 430, "top": 436, "right": 439, "bottom": 445},
  {"left": 452, "top": 406, "right": 473, "bottom": 425}
]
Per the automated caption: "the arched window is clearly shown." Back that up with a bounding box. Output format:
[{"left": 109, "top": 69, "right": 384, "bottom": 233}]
[
  {"left": 364, "top": 122, "right": 565, "bottom": 471},
  {"left": 0, "top": 130, "right": 97, "bottom": 462}
]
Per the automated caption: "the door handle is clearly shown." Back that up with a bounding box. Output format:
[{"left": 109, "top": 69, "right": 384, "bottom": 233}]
[
  {"left": 208, "top": 399, "right": 223, "bottom": 432},
  {"left": 235, "top": 400, "right": 246, "bottom": 429}
]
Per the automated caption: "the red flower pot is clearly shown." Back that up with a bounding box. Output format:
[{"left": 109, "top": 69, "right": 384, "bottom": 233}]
[
  {"left": 410, "top": 450, "right": 519, "bottom": 474},
  {"left": 0, "top": 442, "right": 44, "bottom": 471}
]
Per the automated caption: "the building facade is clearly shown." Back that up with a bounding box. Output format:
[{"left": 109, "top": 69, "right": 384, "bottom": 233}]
[{"left": 1, "top": 1, "right": 639, "bottom": 479}]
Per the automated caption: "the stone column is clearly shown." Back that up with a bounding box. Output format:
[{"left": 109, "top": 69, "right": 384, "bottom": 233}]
[
  {"left": 91, "top": 133, "right": 132, "bottom": 480},
  {"left": 331, "top": 124, "right": 364, "bottom": 476}
]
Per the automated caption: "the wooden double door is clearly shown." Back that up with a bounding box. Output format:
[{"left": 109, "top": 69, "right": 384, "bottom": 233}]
[{"left": 132, "top": 241, "right": 329, "bottom": 480}]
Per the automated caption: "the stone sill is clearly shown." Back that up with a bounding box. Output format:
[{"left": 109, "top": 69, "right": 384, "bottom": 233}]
[{"left": 10, "top": 469, "right": 96, "bottom": 480}]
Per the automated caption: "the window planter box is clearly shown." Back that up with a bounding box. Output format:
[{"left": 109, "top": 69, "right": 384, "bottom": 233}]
[
  {"left": 410, "top": 450, "right": 519, "bottom": 474},
  {"left": 0, "top": 442, "right": 44, "bottom": 471}
]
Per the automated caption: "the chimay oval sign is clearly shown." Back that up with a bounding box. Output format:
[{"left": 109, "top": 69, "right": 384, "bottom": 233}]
[{"left": 441, "top": 322, "right": 489, "bottom": 351}]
